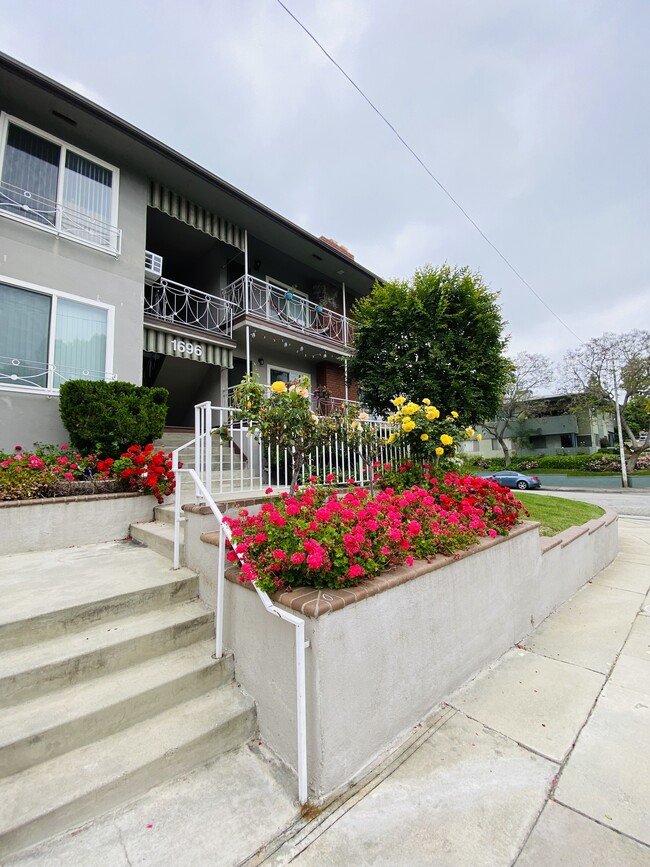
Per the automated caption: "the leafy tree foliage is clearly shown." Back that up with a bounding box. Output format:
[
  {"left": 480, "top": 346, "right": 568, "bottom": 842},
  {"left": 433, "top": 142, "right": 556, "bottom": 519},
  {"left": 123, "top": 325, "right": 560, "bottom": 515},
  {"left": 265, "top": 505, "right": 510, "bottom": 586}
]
[
  {"left": 347, "top": 264, "right": 512, "bottom": 421},
  {"left": 562, "top": 330, "right": 650, "bottom": 471},
  {"left": 480, "top": 352, "right": 555, "bottom": 466}
]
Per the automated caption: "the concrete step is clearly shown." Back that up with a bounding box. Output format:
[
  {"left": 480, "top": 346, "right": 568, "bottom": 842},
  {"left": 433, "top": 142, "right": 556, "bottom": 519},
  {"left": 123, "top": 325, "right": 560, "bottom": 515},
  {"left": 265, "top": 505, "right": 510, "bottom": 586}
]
[
  {"left": 130, "top": 520, "right": 181, "bottom": 561},
  {"left": 0, "top": 543, "right": 197, "bottom": 652},
  {"left": 0, "top": 684, "right": 256, "bottom": 860},
  {"left": 0, "top": 640, "right": 231, "bottom": 777},
  {"left": 0, "top": 600, "right": 214, "bottom": 707}
]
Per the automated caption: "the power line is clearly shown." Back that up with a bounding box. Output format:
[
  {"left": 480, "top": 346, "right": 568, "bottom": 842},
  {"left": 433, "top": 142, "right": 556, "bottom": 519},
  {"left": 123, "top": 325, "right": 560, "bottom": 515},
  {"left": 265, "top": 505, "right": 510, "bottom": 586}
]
[{"left": 274, "top": 0, "right": 585, "bottom": 345}]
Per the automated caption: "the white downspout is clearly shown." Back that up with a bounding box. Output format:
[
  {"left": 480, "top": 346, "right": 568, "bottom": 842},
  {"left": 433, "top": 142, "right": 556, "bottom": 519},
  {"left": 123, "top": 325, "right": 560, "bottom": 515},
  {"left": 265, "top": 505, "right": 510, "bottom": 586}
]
[
  {"left": 342, "top": 281, "right": 349, "bottom": 401},
  {"left": 244, "top": 229, "right": 251, "bottom": 376}
]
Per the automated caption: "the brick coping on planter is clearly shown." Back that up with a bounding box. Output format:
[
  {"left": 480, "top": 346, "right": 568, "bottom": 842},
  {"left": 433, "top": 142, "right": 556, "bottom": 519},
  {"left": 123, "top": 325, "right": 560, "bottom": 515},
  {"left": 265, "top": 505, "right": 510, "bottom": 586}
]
[
  {"left": 220, "top": 511, "right": 617, "bottom": 619},
  {"left": 0, "top": 491, "right": 146, "bottom": 509}
]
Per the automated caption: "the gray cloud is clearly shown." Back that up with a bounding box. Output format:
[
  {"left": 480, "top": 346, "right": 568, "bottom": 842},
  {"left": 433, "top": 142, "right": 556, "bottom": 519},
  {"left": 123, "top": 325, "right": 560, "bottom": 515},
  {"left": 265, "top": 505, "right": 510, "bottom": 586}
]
[{"left": 1, "top": 0, "right": 647, "bottom": 362}]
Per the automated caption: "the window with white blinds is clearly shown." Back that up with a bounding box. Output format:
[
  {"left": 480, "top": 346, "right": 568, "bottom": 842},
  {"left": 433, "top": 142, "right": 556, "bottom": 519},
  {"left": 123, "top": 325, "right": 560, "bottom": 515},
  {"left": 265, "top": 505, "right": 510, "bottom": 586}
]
[
  {"left": 0, "top": 281, "right": 111, "bottom": 392},
  {"left": 0, "top": 116, "right": 119, "bottom": 252}
]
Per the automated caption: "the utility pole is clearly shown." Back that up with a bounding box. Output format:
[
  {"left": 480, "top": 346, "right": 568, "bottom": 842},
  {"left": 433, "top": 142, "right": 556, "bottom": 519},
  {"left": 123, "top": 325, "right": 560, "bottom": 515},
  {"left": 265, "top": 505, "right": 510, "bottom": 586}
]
[{"left": 612, "top": 361, "right": 629, "bottom": 488}]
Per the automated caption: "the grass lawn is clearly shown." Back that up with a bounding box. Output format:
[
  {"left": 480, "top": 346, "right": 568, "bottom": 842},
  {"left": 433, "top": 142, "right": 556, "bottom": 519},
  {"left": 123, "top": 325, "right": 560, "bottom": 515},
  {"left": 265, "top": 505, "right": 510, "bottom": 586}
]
[{"left": 516, "top": 492, "right": 605, "bottom": 536}]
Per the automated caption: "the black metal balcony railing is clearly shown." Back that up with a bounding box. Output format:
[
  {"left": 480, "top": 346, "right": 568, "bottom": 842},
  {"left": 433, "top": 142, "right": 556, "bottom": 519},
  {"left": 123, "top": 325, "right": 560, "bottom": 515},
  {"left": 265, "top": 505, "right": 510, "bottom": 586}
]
[
  {"left": 144, "top": 278, "right": 235, "bottom": 338},
  {"left": 222, "top": 275, "right": 352, "bottom": 346}
]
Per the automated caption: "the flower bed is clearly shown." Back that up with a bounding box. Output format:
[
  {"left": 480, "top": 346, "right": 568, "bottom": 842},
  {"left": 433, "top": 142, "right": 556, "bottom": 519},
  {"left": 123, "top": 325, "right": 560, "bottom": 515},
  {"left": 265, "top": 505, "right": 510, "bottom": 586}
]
[
  {"left": 0, "top": 443, "right": 175, "bottom": 504},
  {"left": 223, "top": 473, "right": 523, "bottom": 593}
]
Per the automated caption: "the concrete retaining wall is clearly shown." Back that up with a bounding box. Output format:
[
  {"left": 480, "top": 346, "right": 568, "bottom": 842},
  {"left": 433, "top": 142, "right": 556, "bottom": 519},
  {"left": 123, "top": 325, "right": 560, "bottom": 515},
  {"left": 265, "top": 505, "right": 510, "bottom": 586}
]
[
  {"left": 185, "top": 509, "right": 618, "bottom": 801},
  {"left": 0, "top": 493, "right": 155, "bottom": 554}
]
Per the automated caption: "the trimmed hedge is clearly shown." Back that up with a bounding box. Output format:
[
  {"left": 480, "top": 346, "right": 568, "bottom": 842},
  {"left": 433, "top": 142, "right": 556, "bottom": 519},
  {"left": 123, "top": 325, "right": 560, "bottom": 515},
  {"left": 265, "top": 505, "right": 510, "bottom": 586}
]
[
  {"left": 59, "top": 381, "right": 168, "bottom": 460},
  {"left": 463, "top": 452, "right": 618, "bottom": 472}
]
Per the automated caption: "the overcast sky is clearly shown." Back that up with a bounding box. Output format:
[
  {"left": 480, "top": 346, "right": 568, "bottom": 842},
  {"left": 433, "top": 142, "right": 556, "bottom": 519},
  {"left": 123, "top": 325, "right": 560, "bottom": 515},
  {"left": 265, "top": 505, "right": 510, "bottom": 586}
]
[{"left": 1, "top": 0, "right": 648, "bottom": 365}]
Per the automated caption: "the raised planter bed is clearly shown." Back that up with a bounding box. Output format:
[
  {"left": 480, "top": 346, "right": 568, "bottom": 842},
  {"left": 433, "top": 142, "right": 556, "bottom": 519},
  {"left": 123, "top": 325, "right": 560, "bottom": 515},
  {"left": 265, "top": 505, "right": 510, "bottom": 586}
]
[
  {"left": 183, "top": 508, "right": 618, "bottom": 801},
  {"left": 0, "top": 492, "right": 157, "bottom": 555}
]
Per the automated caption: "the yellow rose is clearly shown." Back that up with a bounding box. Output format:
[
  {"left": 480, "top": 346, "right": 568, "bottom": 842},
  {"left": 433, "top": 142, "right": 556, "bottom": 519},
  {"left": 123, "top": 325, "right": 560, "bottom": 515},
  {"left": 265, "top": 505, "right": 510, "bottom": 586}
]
[
  {"left": 420, "top": 434, "right": 429, "bottom": 441},
  {"left": 451, "top": 411, "right": 459, "bottom": 418},
  {"left": 422, "top": 398, "right": 431, "bottom": 405},
  {"left": 387, "top": 433, "right": 397, "bottom": 444},
  {"left": 429, "top": 407, "right": 440, "bottom": 420},
  {"left": 392, "top": 396, "right": 406, "bottom": 406},
  {"left": 403, "top": 402, "right": 419, "bottom": 416},
  {"left": 465, "top": 427, "right": 475, "bottom": 437},
  {"left": 358, "top": 411, "right": 369, "bottom": 421},
  {"left": 387, "top": 415, "right": 395, "bottom": 423},
  {"left": 440, "top": 434, "right": 453, "bottom": 446},
  {"left": 435, "top": 447, "right": 444, "bottom": 456},
  {"left": 477, "top": 433, "right": 482, "bottom": 441},
  {"left": 271, "top": 381, "right": 287, "bottom": 393},
  {"left": 402, "top": 420, "right": 416, "bottom": 432}
]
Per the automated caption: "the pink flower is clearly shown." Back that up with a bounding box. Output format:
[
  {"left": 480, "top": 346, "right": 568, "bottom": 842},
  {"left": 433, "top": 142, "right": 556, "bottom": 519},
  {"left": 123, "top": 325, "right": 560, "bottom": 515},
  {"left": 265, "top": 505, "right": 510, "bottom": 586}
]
[
  {"left": 348, "top": 564, "right": 364, "bottom": 579},
  {"left": 406, "top": 556, "right": 414, "bottom": 567},
  {"left": 290, "top": 552, "right": 306, "bottom": 565},
  {"left": 64, "top": 472, "right": 74, "bottom": 480},
  {"left": 254, "top": 532, "right": 268, "bottom": 544},
  {"left": 306, "top": 552, "right": 324, "bottom": 569},
  {"left": 265, "top": 487, "right": 273, "bottom": 494},
  {"left": 488, "top": 529, "right": 497, "bottom": 538},
  {"left": 272, "top": 548, "right": 287, "bottom": 561},
  {"left": 326, "top": 473, "right": 336, "bottom": 483},
  {"left": 60, "top": 444, "right": 68, "bottom": 450}
]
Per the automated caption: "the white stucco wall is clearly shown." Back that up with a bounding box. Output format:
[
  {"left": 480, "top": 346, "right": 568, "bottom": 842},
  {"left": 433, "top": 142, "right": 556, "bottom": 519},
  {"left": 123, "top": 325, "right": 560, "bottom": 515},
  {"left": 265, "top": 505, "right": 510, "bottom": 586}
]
[
  {"left": 0, "top": 493, "right": 155, "bottom": 554},
  {"left": 187, "top": 511, "right": 618, "bottom": 801}
]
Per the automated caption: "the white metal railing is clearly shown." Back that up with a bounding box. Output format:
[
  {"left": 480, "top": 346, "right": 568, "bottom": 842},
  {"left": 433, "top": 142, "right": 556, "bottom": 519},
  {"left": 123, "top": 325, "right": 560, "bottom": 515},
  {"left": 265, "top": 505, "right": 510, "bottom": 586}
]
[
  {"left": 0, "top": 180, "right": 122, "bottom": 253},
  {"left": 171, "top": 440, "right": 309, "bottom": 805},
  {"left": 144, "top": 278, "right": 235, "bottom": 338},
  {"left": 222, "top": 275, "right": 353, "bottom": 346},
  {"left": 169, "top": 401, "right": 407, "bottom": 805},
  {"left": 0, "top": 355, "right": 116, "bottom": 391}
]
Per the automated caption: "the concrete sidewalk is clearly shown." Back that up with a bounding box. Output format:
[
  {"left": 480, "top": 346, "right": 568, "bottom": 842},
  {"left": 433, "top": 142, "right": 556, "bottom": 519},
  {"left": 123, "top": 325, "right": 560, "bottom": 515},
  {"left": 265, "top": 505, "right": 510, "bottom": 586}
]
[{"left": 7, "top": 519, "right": 650, "bottom": 866}]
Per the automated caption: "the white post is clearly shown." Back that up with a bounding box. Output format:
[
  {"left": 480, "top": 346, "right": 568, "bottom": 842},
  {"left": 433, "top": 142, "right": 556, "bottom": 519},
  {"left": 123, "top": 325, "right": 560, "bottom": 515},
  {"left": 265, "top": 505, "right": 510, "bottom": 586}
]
[
  {"left": 342, "top": 280, "right": 348, "bottom": 347},
  {"left": 172, "top": 449, "right": 181, "bottom": 570},
  {"left": 244, "top": 229, "right": 249, "bottom": 315},
  {"left": 612, "top": 362, "right": 629, "bottom": 488},
  {"left": 246, "top": 324, "right": 251, "bottom": 377},
  {"left": 215, "top": 524, "right": 225, "bottom": 659}
]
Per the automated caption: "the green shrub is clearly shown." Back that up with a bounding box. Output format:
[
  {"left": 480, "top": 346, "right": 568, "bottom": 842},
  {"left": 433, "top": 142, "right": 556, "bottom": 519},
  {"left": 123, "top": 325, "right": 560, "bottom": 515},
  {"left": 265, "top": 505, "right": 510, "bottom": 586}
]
[{"left": 59, "top": 381, "right": 168, "bottom": 459}]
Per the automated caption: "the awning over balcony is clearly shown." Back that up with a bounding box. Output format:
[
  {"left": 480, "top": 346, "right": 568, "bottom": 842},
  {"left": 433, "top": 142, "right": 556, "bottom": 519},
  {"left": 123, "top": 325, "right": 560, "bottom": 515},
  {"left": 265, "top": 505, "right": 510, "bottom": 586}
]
[
  {"left": 148, "top": 182, "right": 245, "bottom": 251},
  {"left": 143, "top": 327, "right": 233, "bottom": 368}
]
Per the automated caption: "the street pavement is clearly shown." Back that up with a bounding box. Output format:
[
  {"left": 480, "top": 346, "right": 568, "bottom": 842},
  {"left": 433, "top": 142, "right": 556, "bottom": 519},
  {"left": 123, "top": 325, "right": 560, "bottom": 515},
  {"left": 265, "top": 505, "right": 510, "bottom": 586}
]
[
  {"left": 535, "top": 487, "right": 650, "bottom": 519},
  {"left": 7, "top": 519, "right": 650, "bottom": 866}
]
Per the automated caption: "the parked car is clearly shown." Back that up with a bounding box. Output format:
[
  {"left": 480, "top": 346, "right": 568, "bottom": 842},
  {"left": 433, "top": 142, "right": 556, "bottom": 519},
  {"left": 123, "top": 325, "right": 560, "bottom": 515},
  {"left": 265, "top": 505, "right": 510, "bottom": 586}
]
[{"left": 481, "top": 470, "right": 541, "bottom": 490}]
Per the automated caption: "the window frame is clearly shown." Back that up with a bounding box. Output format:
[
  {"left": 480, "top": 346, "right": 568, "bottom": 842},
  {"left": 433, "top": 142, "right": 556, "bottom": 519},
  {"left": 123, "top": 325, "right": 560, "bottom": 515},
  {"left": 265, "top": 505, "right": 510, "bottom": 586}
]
[
  {"left": 0, "top": 274, "right": 115, "bottom": 396},
  {"left": 0, "top": 113, "right": 121, "bottom": 255}
]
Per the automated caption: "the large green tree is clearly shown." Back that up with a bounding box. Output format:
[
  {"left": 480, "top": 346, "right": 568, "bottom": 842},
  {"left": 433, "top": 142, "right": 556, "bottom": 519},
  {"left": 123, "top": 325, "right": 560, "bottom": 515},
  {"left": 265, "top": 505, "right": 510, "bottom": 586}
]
[{"left": 347, "top": 264, "right": 512, "bottom": 420}]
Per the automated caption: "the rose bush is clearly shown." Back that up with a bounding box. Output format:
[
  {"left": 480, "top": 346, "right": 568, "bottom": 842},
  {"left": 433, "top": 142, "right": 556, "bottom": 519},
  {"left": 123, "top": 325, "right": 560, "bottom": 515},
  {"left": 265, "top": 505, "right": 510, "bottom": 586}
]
[{"left": 224, "top": 471, "right": 524, "bottom": 593}]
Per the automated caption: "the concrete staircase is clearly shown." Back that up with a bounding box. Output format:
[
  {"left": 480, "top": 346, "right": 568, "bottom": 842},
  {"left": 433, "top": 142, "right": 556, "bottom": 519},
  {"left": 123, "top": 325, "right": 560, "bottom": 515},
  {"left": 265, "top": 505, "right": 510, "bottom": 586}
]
[{"left": 0, "top": 541, "right": 257, "bottom": 860}]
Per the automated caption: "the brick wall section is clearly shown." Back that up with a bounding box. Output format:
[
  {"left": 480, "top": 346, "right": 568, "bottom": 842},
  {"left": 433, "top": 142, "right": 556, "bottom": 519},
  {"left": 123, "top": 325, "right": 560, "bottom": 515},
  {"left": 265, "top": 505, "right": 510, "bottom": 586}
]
[{"left": 315, "top": 361, "right": 359, "bottom": 401}]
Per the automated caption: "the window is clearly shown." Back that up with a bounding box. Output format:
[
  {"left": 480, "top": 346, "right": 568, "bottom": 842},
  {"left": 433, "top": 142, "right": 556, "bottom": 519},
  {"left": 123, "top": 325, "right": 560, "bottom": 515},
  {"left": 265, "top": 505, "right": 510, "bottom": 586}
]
[
  {"left": 267, "top": 277, "right": 308, "bottom": 327},
  {"left": 530, "top": 435, "right": 547, "bottom": 450},
  {"left": 560, "top": 433, "right": 576, "bottom": 448},
  {"left": 269, "top": 367, "right": 310, "bottom": 388},
  {"left": 0, "top": 280, "right": 112, "bottom": 392},
  {"left": 0, "top": 116, "right": 120, "bottom": 253}
]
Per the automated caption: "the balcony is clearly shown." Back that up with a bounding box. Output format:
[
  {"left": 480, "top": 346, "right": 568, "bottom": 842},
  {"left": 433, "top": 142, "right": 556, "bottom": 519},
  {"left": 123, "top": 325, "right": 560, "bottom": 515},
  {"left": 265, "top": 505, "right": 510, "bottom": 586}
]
[
  {"left": 222, "top": 275, "right": 353, "bottom": 348},
  {"left": 0, "top": 180, "right": 122, "bottom": 254},
  {"left": 144, "top": 277, "right": 235, "bottom": 339}
]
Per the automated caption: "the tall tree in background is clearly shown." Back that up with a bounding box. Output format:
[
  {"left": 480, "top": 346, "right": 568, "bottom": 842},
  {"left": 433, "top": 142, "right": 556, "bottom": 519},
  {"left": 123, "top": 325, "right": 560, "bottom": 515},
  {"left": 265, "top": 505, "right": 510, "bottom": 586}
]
[
  {"left": 562, "top": 330, "right": 650, "bottom": 471},
  {"left": 480, "top": 352, "right": 555, "bottom": 466},
  {"left": 347, "top": 264, "right": 512, "bottom": 420}
]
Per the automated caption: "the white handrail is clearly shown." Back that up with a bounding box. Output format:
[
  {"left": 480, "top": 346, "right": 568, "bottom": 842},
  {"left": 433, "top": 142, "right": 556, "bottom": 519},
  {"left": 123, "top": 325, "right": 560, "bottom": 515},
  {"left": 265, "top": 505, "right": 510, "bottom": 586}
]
[{"left": 171, "top": 455, "right": 310, "bottom": 805}]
